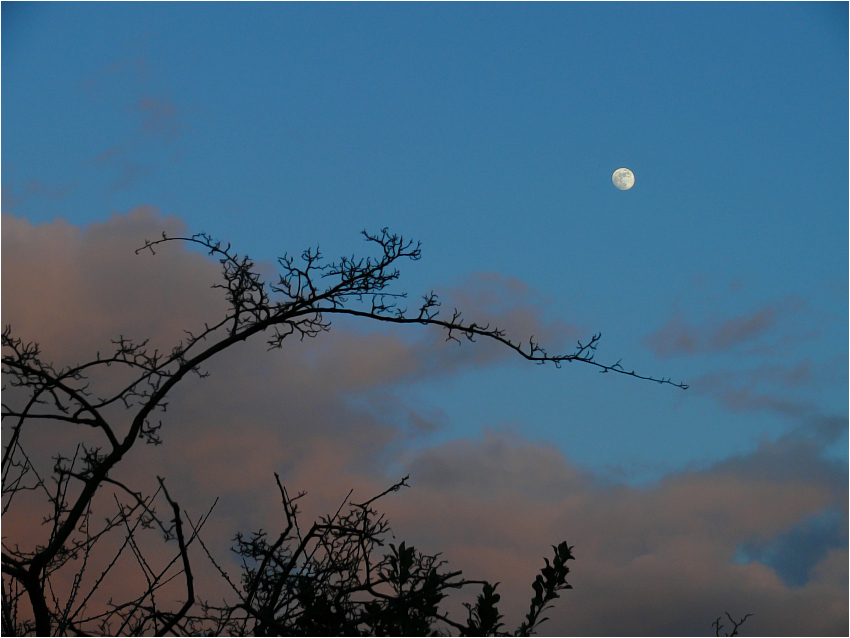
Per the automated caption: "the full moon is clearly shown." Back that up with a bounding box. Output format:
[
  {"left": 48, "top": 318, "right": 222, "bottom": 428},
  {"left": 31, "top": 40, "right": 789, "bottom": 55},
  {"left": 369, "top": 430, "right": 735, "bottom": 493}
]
[{"left": 612, "top": 168, "right": 635, "bottom": 190}]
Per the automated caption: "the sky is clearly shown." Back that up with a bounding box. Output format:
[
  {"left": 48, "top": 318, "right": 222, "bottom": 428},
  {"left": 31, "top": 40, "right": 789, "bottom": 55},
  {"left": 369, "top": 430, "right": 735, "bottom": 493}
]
[{"left": 2, "top": 3, "right": 848, "bottom": 635}]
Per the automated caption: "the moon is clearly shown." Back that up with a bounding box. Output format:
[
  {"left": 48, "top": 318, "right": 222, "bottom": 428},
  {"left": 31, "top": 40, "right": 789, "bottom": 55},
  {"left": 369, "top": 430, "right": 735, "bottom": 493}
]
[{"left": 612, "top": 168, "right": 635, "bottom": 190}]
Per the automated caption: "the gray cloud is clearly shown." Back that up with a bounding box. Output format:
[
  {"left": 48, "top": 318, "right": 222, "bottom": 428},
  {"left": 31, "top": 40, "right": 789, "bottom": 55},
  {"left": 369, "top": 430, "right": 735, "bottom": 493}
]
[
  {"left": 89, "top": 145, "right": 157, "bottom": 192},
  {"left": 133, "top": 95, "right": 187, "bottom": 142},
  {"left": 691, "top": 370, "right": 818, "bottom": 419},
  {"left": 645, "top": 293, "right": 843, "bottom": 430},
  {"left": 644, "top": 298, "right": 805, "bottom": 358},
  {"left": 78, "top": 56, "right": 149, "bottom": 99},
  {"left": 0, "top": 179, "right": 76, "bottom": 214},
  {"left": 736, "top": 507, "right": 847, "bottom": 588}
]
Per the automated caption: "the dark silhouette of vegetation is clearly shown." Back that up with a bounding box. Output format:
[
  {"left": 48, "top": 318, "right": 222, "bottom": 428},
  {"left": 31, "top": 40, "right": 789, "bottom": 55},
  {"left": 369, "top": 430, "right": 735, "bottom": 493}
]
[
  {"left": 195, "top": 474, "right": 573, "bottom": 636},
  {"left": 712, "top": 612, "right": 753, "bottom": 637},
  {"left": 2, "top": 229, "right": 685, "bottom": 635}
]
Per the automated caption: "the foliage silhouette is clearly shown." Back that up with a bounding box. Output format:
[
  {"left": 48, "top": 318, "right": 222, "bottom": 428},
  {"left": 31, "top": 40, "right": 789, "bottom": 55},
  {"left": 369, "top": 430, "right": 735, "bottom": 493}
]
[
  {"left": 2, "top": 229, "right": 684, "bottom": 635},
  {"left": 196, "top": 474, "right": 574, "bottom": 636}
]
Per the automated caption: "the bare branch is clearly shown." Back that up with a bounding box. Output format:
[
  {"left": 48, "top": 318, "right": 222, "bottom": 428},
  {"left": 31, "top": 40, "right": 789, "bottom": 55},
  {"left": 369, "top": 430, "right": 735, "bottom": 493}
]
[{"left": 3, "top": 227, "right": 687, "bottom": 635}]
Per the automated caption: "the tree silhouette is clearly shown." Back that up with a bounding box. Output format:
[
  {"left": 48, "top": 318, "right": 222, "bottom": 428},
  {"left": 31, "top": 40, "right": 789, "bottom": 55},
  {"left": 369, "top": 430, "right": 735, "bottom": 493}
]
[
  {"left": 712, "top": 612, "right": 753, "bottom": 637},
  {"left": 2, "top": 229, "right": 685, "bottom": 635}
]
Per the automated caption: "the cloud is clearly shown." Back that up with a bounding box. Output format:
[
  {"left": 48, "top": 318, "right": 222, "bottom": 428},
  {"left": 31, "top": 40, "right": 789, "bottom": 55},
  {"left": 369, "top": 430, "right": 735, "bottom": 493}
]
[
  {"left": 389, "top": 432, "right": 847, "bottom": 636},
  {"left": 89, "top": 145, "right": 156, "bottom": 192},
  {"left": 405, "top": 271, "right": 586, "bottom": 376},
  {"left": 1, "top": 183, "right": 20, "bottom": 212},
  {"left": 687, "top": 358, "right": 848, "bottom": 429},
  {"left": 0, "top": 179, "right": 76, "bottom": 213},
  {"left": 405, "top": 431, "right": 589, "bottom": 501},
  {"left": 22, "top": 179, "right": 76, "bottom": 200},
  {"left": 691, "top": 370, "right": 818, "bottom": 419},
  {"left": 644, "top": 297, "right": 805, "bottom": 358},
  {"left": 441, "top": 271, "right": 583, "bottom": 350},
  {"left": 736, "top": 507, "right": 847, "bottom": 588},
  {"left": 78, "top": 56, "right": 149, "bottom": 98},
  {"left": 77, "top": 57, "right": 186, "bottom": 196},
  {"left": 644, "top": 293, "right": 842, "bottom": 428},
  {"left": 133, "top": 95, "right": 186, "bottom": 142},
  {"left": 2, "top": 211, "right": 846, "bottom": 635},
  {"left": 2, "top": 208, "right": 222, "bottom": 364}
]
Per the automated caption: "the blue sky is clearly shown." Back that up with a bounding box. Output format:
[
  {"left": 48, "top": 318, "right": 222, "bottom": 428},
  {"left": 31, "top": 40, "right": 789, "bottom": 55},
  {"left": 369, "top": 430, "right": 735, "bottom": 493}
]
[
  {"left": 2, "top": 5, "right": 848, "bottom": 633},
  {"left": 4, "top": 2, "right": 846, "bottom": 484}
]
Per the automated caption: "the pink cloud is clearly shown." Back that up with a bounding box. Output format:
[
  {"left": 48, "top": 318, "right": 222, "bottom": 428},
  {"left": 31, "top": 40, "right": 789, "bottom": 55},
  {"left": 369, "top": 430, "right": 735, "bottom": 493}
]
[
  {"left": 1, "top": 183, "right": 20, "bottom": 212},
  {"left": 405, "top": 270, "right": 586, "bottom": 377},
  {"left": 3, "top": 211, "right": 846, "bottom": 635},
  {"left": 387, "top": 433, "right": 846, "bottom": 635}
]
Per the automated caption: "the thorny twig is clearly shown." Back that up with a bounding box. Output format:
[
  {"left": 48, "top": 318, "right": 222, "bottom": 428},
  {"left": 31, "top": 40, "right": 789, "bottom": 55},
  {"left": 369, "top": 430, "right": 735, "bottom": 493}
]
[{"left": 713, "top": 612, "right": 754, "bottom": 636}]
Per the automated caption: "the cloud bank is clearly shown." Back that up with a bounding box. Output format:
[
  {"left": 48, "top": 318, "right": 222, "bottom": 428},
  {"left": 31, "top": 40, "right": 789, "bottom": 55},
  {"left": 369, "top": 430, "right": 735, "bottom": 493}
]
[{"left": 2, "top": 209, "right": 846, "bottom": 635}]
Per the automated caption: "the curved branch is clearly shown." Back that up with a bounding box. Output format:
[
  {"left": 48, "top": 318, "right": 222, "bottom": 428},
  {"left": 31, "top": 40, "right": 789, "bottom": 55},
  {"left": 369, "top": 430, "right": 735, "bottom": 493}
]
[{"left": 314, "top": 307, "right": 689, "bottom": 389}]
